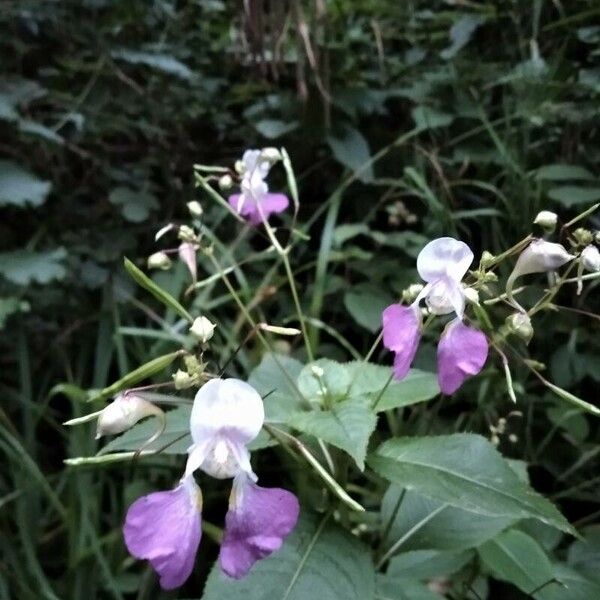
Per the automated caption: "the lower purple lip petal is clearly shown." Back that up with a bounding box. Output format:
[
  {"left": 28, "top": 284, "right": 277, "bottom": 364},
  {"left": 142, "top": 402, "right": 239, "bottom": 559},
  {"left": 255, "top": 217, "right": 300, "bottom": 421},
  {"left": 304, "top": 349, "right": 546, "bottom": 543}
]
[
  {"left": 219, "top": 479, "right": 299, "bottom": 579},
  {"left": 437, "top": 320, "right": 489, "bottom": 395},
  {"left": 123, "top": 477, "right": 202, "bottom": 590},
  {"left": 382, "top": 303, "right": 422, "bottom": 380}
]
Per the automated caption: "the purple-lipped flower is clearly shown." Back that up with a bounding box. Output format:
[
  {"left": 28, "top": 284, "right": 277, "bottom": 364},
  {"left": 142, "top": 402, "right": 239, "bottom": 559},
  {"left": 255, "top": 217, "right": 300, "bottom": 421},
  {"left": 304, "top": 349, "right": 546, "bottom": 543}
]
[
  {"left": 381, "top": 237, "right": 489, "bottom": 394},
  {"left": 123, "top": 377, "right": 299, "bottom": 589},
  {"left": 228, "top": 149, "right": 289, "bottom": 225}
]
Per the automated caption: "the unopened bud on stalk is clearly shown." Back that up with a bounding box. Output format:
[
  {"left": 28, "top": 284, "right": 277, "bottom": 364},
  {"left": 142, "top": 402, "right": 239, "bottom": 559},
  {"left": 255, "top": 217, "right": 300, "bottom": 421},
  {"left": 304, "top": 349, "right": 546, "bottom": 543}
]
[
  {"left": 573, "top": 228, "right": 593, "bottom": 246},
  {"left": 234, "top": 160, "right": 244, "bottom": 175},
  {"left": 178, "top": 225, "right": 197, "bottom": 243},
  {"left": 509, "top": 239, "right": 574, "bottom": 280},
  {"left": 479, "top": 251, "right": 495, "bottom": 269},
  {"left": 219, "top": 174, "right": 234, "bottom": 191},
  {"left": 310, "top": 365, "right": 325, "bottom": 378},
  {"left": 147, "top": 251, "right": 172, "bottom": 270},
  {"left": 260, "top": 147, "right": 282, "bottom": 164},
  {"left": 189, "top": 316, "right": 216, "bottom": 343},
  {"left": 178, "top": 242, "right": 197, "bottom": 281},
  {"left": 506, "top": 312, "right": 534, "bottom": 343},
  {"left": 581, "top": 245, "right": 600, "bottom": 272},
  {"left": 96, "top": 394, "right": 162, "bottom": 439},
  {"left": 183, "top": 354, "right": 203, "bottom": 377},
  {"left": 463, "top": 287, "right": 480, "bottom": 305},
  {"left": 594, "top": 231, "right": 600, "bottom": 245},
  {"left": 401, "top": 283, "right": 424, "bottom": 304},
  {"left": 173, "top": 369, "right": 197, "bottom": 390},
  {"left": 533, "top": 210, "right": 558, "bottom": 231},
  {"left": 187, "top": 201, "right": 203, "bottom": 217}
]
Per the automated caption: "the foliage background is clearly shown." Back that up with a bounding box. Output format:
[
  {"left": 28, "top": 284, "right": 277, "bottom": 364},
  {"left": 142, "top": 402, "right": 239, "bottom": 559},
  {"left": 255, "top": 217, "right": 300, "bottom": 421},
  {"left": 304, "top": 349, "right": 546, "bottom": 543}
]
[{"left": 1, "top": 1, "right": 600, "bottom": 598}]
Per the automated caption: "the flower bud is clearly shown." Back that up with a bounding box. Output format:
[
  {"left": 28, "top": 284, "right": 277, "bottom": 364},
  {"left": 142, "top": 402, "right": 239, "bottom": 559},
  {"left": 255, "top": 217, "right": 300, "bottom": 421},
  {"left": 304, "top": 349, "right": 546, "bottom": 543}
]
[
  {"left": 178, "top": 242, "right": 197, "bottom": 281},
  {"left": 173, "top": 369, "right": 196, "bottom": 390},
  {"left": 183, "top": 354, "right": 204, "bottom": 377},
  {"left": 260, "top": 147, "right": 282, "bottom": 164},
  {"left": 581, "top": 245, "right": 600, "bottom": 272},
  {"left": 595, "top": 231, "right": 600, "bottom": 245},
  {"left": 401, "top": 283, "right": 424, "bottom": 304},
  {"left": 189, "top": 316, "right": 216, "bottom": 343},
  {"left": 506, "top": 312, "right": 534, "bottom": 343},
  {"left": 533, "top": 210, "right": 558, "bottom": 232},
  {"left": 147, "top": 251, "right": 172, "bottom": 270},
  {"left": 234, "top": 161, "right": 245, "bottom": 175},
  {"left": 219, "top": 174, "right": 234, "bottom": 191},
  {"left": 96, "top": 394, "right": 162, "bottom": 439},
  {"left": 509, "top": 239, "right": 574, "bottom": 280},
  {"left": 178, "top": 225, "right": 197, "bottom": 243},
  {"left": 479, "top": 251, "right": 495, "bottom": 269},
  {"left": 463, "top": 287, "right": 480, "bottom": 305},
  {"left": 310, "top": 365, "right": 324, "bottom": 378},
  {"left": 187, "top": 201, "right": 203, "bottom": 217},
  {"left": 573, "top": 227, "right": 593, "bottom": 246}
]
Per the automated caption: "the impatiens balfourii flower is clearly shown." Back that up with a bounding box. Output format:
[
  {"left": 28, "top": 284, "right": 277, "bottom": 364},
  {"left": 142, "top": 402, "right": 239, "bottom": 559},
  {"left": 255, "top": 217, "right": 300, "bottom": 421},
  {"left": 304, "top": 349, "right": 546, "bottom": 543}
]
[
  {"left": 228, "top": 149, "right": 289, "bottom": 225},
  {"left": 382, "top": 237, "right": 489, "bottom": 394},
  {"left": 220, "top": 472, "right": 300, "bottom": 579},
  {"left": 122, "top": 378, "right": 299, "bottom": 589}
]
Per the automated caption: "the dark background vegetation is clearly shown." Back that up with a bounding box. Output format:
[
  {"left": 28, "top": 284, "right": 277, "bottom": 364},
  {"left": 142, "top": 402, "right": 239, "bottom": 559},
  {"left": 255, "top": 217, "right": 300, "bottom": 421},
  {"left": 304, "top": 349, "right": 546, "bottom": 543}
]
[{"left": 1, "top": 1, "right": 600, "bottom": 598}]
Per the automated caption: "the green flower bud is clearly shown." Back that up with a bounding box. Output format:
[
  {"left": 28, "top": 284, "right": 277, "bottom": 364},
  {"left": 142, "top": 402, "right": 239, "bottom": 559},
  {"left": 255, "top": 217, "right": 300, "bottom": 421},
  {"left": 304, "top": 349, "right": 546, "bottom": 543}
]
[{"left": 147, "top": 251, "right": 172, "bottom": 270}]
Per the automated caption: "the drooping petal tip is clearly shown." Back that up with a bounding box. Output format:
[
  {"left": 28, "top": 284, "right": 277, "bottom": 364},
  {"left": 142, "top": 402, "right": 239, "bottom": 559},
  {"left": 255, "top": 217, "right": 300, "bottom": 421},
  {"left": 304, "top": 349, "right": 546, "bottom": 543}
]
[
  {"left": 437, "top": 320, "right": 488, "bottom": 395},
  {"left": 382, "top": 303, "right": 421, "bottom": 380},
  {"left": 123, "top": 477, "right": 202, "bottom": 590},
  {"left": 219, "top": 476, "right": 299, "bottom": 579}
]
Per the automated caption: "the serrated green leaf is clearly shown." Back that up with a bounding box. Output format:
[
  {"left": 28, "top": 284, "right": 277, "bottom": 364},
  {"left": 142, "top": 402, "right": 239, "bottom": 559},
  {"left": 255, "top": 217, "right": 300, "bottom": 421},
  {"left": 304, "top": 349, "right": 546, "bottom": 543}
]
[
  {"left": 289, "top": 396, "right": 377, "bottom": 469},
  {"left": 478, "top": 529, "right": 554, "bottom": 596},
  {"left": 297, "top": 359, "right": 352, "bottom": 402},
  {"left": 0, "top": 248, "right": 67, "bottom": 285},
  {"left": 124, "top": 257, "right": 193, "bottom": 322},
  {"left": 344, "top": 285, "right": 394, "bottom": 333},
  {"left": 201, "top": 513, "right": 375, "bottom": 600},
  {"left": 369, "top": 434, "right": 573, "bottom": 533},
  {"left": 0, "top": 160, "right": 51, "bottom": 208}
]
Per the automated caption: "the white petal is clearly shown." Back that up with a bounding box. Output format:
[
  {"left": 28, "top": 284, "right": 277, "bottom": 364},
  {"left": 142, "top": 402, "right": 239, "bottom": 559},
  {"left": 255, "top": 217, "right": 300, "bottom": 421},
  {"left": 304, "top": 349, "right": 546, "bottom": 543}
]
[
  {"left": 581, "top": 245, "right": 600, "bottom": 272},
  {"left": 417, "top": 237, "right": 474, "bottom": 283},
  {"left": 424, "top": 278, "right": 466, "bottom": 317},
  {"left": 511, "top": 239, "right": 574, "bottom": 278},
  {"left": 190, "top": 378, "right": 264, "bottom": 446}
]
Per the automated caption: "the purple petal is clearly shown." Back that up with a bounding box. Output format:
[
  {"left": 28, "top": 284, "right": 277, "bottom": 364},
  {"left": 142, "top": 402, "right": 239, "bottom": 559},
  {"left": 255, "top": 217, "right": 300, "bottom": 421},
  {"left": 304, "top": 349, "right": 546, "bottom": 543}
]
[
  {"left": 123, "top": 478, "right": 202, "bottom": 590},
  {"left": 437, "top": 320, "right": 488, "bottom": 395},
  {"left": 219, "top": 477, "right": 299, "bottom": 579},
  {"left": 228, "top": 193, "right": 289, "bottom": 225},
  {"left": 382, "top": 303, "right": 421, "bottom": 380}
]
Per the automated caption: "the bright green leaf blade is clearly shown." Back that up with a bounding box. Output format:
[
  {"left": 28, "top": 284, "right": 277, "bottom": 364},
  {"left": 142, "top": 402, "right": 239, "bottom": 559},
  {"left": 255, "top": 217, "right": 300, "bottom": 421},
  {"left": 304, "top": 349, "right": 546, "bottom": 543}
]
[
  {"left": 478, "top": 529, "right": 554, "bottom": 596},
  {"left": 123, "top": 257, "right": 193, "bottom": 322},
  {"left": 369, "top": 434, "right": 573, "bottom": 533},
  {"left": 289, "top": 396, "right": 377, "bottom": 469},
  {"left": 201, "top": 513, "right": 375, "bottom": 600},
  {"left": 381, "top": 485, "right": 515, "bottom": 552}
]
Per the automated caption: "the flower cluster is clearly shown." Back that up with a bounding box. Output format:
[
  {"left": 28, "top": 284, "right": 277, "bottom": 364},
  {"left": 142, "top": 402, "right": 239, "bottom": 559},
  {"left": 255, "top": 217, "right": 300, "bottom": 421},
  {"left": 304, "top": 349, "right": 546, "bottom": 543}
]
[
  {"left": 228, "top": 149, "right": 289, "bottom": 225},
  {"left": 123, "top": 378, "right": 299, "bottom": 589},
  {"left": 382, "top": 237, "right": 489, "bottom": 394}
]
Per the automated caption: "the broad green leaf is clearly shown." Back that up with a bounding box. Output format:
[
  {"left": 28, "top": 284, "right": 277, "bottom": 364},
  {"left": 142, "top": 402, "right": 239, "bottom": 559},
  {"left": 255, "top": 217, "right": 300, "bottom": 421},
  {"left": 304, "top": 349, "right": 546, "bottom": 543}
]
[
  {"left": 441, "top": 14, "right": 486, "bottom": 60},
  {"left": 567, "top": 526, "right": 600, "bottom": 584},
  {"left": 381, "top": 485, "right": 515, "bottom": 552},
  {"left": 369, "top": 434, "right": 573, "bottom": 533},
  {"left": 0, "top": 160, "right": 51, "bottom": 208},
  {"left": 478, "top": 529, "right": 554, "bottom": 596},
  {"left": 124, "top": 257, "right": 193, "bottom": 322},
  {"left": 253, "top": 119, "right": 299, "bottom": 139},
  {"left": 411, "top": 106, "right": 454, "bottom": 131},
  {"left": 0, "top": 297, "right": 30, "bottom": 328},
  {"left": 548, "top": 186, "right": 600, "bottom": 207},
  {"left": 535, "top": 164, "right": 595, "bottom": 182},
  {"left": 289, "top": 396, "right": 377, "bottom": 469},
  {"left": 112, "top": 49, "right": 193, "bottom": 80},
  {"left": 387, "top": 549, "right": 473, "bottom": 580},
  {"left": 327, "top": 123, "right": 373, "bottom": 183},
  {"left": 333, "top": 223, "right": 370, "bottom": 246},
  {"left": 109, "top": 186, "right": 159, "bottom": 223},
  {"left": 344, "top": 285, "right": 394, "bottom": 333},
  {"left": 376, "top": 574, "right": 443, "bottom": 600},
  {"left": 201, "top": 513, "right": 375, "bottom": 600},
  {"left": 100, "top": 405, "right": 191, "bottom": 455},
  {"left": 0, "top": 248, "right": 67, "bottom": 285},
  {"left": 297, "top": 359, "right": 352, "bottom": 402},
  {"left": 543, "top": 564, "right": 600, "bottom": 600}
]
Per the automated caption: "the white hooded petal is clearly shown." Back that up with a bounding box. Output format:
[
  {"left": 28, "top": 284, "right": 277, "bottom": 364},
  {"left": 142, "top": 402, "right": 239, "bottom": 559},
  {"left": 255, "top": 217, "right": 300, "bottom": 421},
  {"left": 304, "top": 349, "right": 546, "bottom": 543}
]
[
  {"left": 417, "top": 237, "right": 474, "bottom": 283},
  {"left": 510, "top": 239, "right": 574, "bottom": 279},
  {"left": 424, "top": 278, "right": 466, "bottom": 318}
]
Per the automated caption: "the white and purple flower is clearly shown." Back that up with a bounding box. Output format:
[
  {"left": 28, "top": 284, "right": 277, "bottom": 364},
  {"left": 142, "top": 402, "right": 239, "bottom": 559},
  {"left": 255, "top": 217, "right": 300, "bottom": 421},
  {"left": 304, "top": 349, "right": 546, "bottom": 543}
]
[
  {"left": 123, "top": 377, "right": 299, "bottom": 588},
  {"left": 228, "top": 149, "right": 289, "bottom": 225},
  {"left": 382, "top": 237, "right": 489, "bottom": 394}
]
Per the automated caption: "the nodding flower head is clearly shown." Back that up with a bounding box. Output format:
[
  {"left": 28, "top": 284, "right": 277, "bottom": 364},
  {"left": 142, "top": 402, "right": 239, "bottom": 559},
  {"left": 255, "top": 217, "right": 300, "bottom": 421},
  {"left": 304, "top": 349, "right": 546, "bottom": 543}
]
[
  {"left": 96, "top": 394, "right": 162, "bottom": 439},
  {"left": 510, "top": 239, "right": 574, "bottom": 280},
  {"left": 228, "top": 149, "right": 289, "bottom": 225},
  {"left": 382, "top": 236, "right": 488, "bottom": 394},
  {"left": 185, "top": 378, "right": 265, "bottom": 479}
]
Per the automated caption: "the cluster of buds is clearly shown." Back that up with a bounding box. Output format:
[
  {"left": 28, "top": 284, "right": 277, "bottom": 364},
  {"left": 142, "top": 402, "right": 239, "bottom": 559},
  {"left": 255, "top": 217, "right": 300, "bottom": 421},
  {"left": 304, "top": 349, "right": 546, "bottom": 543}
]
[{"left": 147, "top": 223, "right": 201, "bottom": 283}]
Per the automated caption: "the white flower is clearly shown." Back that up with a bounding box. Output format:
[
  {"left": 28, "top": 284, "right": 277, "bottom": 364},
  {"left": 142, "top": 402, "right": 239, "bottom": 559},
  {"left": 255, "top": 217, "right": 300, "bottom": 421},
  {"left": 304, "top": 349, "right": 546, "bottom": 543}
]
[
  {"left": 510, "top": 239, "right": 574, "bottom": 279},
  {"left": 185, "top": 378, "right": 264, "bottom": 479},
  {"left": 581, "top": 245, "right": 600, "bottom": 272},
  {"left": 189, "top": 316, "right": 216, "bottom": 343},
  {"left": 233, "top": 150, "right": 272, "bottom": 213},
  {"left": 96, "top": 394, "right": 162, "bottom": 439},
  {"left": 415, "top": 237, "right": 474, "bottom": 317}
]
